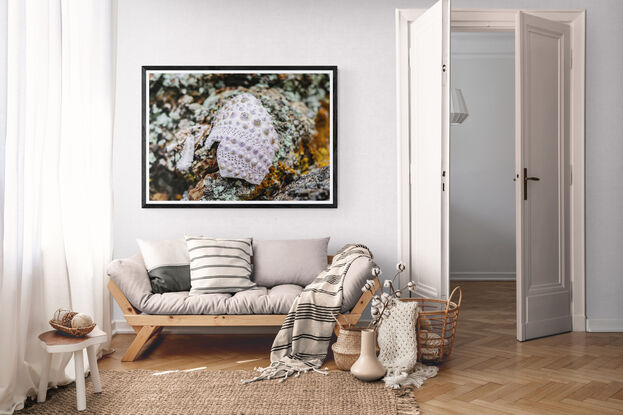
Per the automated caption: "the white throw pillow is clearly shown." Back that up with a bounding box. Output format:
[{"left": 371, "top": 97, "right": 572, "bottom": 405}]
[{"left": 185, "top": 236, "right": 256, "bottom": 295}]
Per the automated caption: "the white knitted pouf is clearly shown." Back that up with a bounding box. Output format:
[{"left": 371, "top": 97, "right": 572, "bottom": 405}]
[{"left": 377, "top": 298, "right": 438, "bottom": 389}]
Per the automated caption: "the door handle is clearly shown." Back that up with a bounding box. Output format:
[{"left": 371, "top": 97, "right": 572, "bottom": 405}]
[{"left": 523, "top": 167, "right": 540, "bottom": 200}]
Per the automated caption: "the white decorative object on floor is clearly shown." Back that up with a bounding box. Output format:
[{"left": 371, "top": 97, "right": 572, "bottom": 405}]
[
  {"left": 38, "top": 328, "right": 107, "bottom": 411},
  {"left": 377, "top": 298, "right": 438, "bottom": 389},
  {"left": 349, "top": 329, "right": 386, "bottom": 381}
]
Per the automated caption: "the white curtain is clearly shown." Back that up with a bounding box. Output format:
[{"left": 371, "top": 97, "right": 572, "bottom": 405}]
[{"left": 0, "top": 1, "right": 116, "bottom": 413}]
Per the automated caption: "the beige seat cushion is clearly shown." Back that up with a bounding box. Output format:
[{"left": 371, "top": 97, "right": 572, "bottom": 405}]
[
  {"left": 139, "top": 284, "right": 301, "bottom": 315},
  {"left": 107, "top": 252, "right": 374, "bottom": 315}
]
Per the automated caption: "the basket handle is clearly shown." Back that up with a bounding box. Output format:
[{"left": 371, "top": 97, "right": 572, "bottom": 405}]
[{"left": 445, "top": 286, "right": 462, "bottom": 311}]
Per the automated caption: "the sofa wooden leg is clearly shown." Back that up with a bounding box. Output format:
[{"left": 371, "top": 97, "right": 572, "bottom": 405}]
[
  {"left": 122, "top": 325, "right": 161, "bottom": 362},
  {"left": 151, "top": 326, "right": 163, "bottom": 338}
]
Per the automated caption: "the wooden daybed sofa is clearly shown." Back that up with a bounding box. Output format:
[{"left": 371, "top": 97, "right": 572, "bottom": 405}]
[{"left": 107, "top": 254, "right": 378, "bottom": 362}]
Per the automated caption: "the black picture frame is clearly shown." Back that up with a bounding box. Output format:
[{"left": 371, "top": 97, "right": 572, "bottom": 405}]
[{"left": 142, "top": 66, "right": 337, "bottom": 208}]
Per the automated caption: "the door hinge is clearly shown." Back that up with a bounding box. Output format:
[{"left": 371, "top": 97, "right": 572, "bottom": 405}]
[
  {"left": 442, "top": 170, "right": 446, "bottom": 191},
  {"left": 442, "top": 64, "right": 447, "bottom": 72}
]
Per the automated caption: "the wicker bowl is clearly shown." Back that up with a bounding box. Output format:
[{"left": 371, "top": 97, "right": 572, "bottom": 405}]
[{"left": 49, "top": 320, "right": 96, "bottom": 337}]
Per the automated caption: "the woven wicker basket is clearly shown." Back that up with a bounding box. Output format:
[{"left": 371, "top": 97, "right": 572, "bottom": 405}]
[
  {"left": 401, "top": 286, "right": 462, "bottom": 364},
  {"left": 331, "top": 326, "right": 363, "bottom": 370},
  {"left": 332, "top": 326, "right": 381, "bottom": 370},
  {"left": 49, "top": 320, "right": 96, "bottom": 337}
]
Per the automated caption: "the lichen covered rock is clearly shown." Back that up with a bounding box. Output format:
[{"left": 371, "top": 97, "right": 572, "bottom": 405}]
[
  {"left": 273, "top": 166, "right": 331, "bottom": 201},
  {"left": 147, "top": 72, "right": 331, "bottom": 201}
]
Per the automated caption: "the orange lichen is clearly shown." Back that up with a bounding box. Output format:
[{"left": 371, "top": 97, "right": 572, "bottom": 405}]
[
  {"left": 308, "top": 100, "right": 331, "bottom": 167},
  {"left": 245, "top": 162, "right": 297, "bottom": 200},
  {"left": 294, "top": 150, "right": 311, "bottom": 175}
]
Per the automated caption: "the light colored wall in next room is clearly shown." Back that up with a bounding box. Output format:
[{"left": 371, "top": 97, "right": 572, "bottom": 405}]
[{"left": 449, "top": 32, "right": 516, "bottom": 281}]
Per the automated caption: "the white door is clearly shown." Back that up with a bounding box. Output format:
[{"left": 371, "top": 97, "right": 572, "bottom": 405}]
[
  {"left": 516, "top": 12, "right": 572, "bottom": 341},
  {"left": 408, "top": 0, "right": 450, "bottom": 299}
]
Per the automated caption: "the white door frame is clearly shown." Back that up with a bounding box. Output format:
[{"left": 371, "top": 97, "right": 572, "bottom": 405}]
[{"left": 396, "top": 8, "right": 586, "bottom": 331}]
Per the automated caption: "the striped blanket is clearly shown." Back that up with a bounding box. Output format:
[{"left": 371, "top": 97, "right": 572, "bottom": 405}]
[{"left": 243, "top": 244, "right": 374, "bottom": 383}]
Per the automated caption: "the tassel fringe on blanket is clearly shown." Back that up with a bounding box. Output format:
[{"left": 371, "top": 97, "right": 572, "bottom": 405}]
[
  {"left": 243, "top": 360, "right": 329, "bottom": 384},
  {"left": 243, "top": 244, "right": 374, "bottom": 384}
]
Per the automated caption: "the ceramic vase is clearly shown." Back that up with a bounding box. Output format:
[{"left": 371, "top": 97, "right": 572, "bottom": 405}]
[{"left": 349, "top": 328, "right": 386, "bottom": 381}]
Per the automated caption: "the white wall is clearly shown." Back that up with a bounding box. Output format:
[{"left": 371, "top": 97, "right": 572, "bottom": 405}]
[
  {"left": 112, "top": 0, "right": 416, "bottom": 322},
  {"left": 113, "top": 0, "right": 623, "bottom": 330},
  {"left": 450, "top": 32, "right": 515, "bottom": 280}
]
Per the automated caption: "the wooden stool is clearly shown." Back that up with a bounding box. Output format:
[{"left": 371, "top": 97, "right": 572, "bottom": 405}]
[{"left": 38, "top": 327, "right": 107, "bottom": 411}]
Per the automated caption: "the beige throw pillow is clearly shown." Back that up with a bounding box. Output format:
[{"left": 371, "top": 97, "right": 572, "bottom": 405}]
[{"left": 252, "top": 238, "right": 330, "bottom": 288}]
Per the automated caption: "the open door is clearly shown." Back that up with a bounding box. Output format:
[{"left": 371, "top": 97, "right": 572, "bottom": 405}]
[
  {"left": 408, "top": 0, "right": 450, "bottom": 299},
  {"left": 516, "top": 12, "right": 572, "bottom": 341}
]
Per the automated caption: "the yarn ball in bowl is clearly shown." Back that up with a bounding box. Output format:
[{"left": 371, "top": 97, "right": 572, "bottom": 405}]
[
  {"left": 53, "top": 309, "right": 77, "bottom": 327},
  {"left": 71, "top": 313, "right": 94, "bottom": 328}
]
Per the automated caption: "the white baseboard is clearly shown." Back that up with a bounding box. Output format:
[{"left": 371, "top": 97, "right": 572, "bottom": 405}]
[
  {"left": 112, "top": 319, "right": 129, "bottom": 335},
  {"left": 586, "top": 318, "right": 623, "bottom": 332},
  {"left": 111, "top": 319, "right": 280, "bottom": 335},
  {"left": 450, "top": 272, "right": 516, "bottom": 281}
]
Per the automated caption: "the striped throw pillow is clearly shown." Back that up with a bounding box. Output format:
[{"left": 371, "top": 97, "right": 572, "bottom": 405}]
[{"left": 185, "top": 236, "right": 256, "bottom": 295}]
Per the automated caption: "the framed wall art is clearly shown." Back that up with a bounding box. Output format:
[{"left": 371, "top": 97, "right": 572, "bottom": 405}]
[{"left": 142, "top": 66, "right": 337, "bottom": 208}]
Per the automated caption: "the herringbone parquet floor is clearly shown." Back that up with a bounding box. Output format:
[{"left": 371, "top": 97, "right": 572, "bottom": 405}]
[
  {"left": 101, "top": 281, "right": 623, "bottom": 414},
  {"left": 416, "top": 281, "right": 623, "bottom": 414}
]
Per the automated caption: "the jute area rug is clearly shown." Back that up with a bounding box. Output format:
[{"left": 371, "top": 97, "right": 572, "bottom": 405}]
[{"left": 19, "top": 369, "right": 420, "bottom": 415}]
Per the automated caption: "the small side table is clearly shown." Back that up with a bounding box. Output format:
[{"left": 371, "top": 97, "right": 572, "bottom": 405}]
[{"left": 38, "top": 327, "right": 107, "bottom": 411}]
